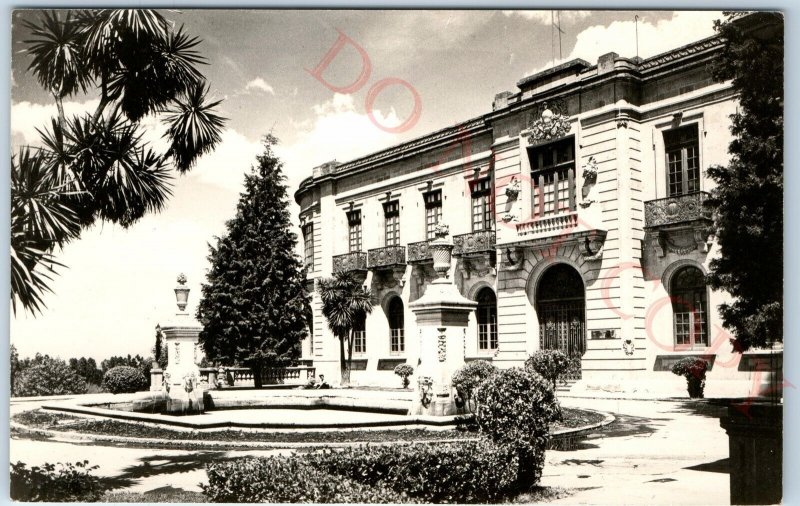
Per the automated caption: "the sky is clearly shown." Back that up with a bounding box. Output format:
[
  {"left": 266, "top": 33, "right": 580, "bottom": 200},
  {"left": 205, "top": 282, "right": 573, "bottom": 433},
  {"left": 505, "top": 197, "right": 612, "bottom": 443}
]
[{"left": 9, "top": 9, "right": 724, "bottom": 361}]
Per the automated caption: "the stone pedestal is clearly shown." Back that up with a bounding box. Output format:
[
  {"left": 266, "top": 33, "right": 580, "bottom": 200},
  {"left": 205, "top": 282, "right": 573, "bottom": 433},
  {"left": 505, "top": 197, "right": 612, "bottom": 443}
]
[
  {"left": 159, "top": 274, "right": 206, "bottom": 415},
  {"left": 720, "top": 403, "right": 782, "bottom": 505},
  {"left": 409, "top": 225, "right": 477, "bottom": 416}
]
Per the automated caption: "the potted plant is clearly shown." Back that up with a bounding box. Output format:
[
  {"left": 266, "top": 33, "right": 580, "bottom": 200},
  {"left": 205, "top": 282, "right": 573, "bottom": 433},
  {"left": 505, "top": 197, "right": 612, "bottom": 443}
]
[
  {"left": 393, "top": 364, "right": 414, "bottom": 389},
  {"left": 670, "top": 357, "right": 709, "bottom": 398}
]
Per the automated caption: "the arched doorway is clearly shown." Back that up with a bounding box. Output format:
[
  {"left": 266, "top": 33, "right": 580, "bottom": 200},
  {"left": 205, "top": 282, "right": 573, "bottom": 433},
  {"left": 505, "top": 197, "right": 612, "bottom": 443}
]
[
  {"left": 475, "top": 287, "right": 498, "bottom": 352},
  {"left": 536, "top": 263, "right": 586, "bottom": 379},
  {"left": 387, "top": 296, "right": 405, "bottom": 354}
]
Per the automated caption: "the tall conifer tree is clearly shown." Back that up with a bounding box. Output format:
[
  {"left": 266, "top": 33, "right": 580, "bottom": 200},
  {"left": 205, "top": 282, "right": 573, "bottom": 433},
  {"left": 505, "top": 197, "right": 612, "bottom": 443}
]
[
  {"left": 707, "top": 12, "right": 783, "bottom": 350},
  {"left": 197, "top": 135, "right": 311, "bottom": 387}
]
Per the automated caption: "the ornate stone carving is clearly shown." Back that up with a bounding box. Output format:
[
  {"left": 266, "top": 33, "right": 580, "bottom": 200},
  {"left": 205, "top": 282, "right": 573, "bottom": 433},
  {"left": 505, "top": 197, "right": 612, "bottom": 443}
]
[
  {"left": 367, "top": 246, "right": 406, "bottom": 269},
  {"left": 525, "top": 100, "right": 571, "bottom": 144},
  {"left": 581, "top": 232, "right": 607, "bottom": 261},
  {"left": 452, "top": 231, "right": 496, "bottom": 256},
  {"left": 501, "top": 247, "right": 524, "bottom": 271},
  {"left": 505, "top": 177, "right": 521, "bottom": 200},
  {"left": 579, "top": 156, "right": 599, "bottom": 209},
  {"left": 408, "top": 240, "right": 433, "bottom": 263},
  {"left": 623, "top": 338, "right": 635, "bottom": 356},
  {"left": 332, "top": 252, "right": 368, "bottom": 273},
  {"left": 437, "top": 328, "right": 447, "bottom": 362},
  {"left": 644, "top": 192, "right": 712, "bottom": 228}
]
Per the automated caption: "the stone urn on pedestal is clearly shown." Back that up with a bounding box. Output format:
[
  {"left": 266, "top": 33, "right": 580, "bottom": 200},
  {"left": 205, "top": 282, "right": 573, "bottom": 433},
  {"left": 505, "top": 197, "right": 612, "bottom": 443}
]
[
  {"left": 160, "top": 273, "right": 205, "bottom": 414},
  {"left": 409, "top": 224, "right": 477, "bottom": 416}
]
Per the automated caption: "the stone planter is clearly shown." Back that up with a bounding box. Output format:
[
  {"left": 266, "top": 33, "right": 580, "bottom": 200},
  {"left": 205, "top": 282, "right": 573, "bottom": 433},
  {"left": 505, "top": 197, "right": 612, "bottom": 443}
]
[{"left": 720, "top": 402, "right": 782, "bottom": 505}]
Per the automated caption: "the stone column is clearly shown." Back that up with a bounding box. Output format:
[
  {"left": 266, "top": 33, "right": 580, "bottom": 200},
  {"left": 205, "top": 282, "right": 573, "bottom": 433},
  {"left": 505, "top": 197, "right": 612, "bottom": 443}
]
[
  {"left": 409, "top": 225, "right": 477, "bottom": 416},
  {"left": 160, "top": 273, "right": 205, "bottom": 414}
]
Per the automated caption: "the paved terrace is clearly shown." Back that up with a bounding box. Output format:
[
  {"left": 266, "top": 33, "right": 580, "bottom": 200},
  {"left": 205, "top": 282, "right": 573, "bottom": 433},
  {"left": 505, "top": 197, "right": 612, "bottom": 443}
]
[{"left": 10, "top": 395, "right": 732, "bottom": 504}]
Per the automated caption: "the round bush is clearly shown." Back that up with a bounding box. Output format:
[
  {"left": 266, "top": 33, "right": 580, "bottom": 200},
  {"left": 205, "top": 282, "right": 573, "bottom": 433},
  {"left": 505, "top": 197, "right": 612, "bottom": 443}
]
[
  {"left": 451, "top": 360, "right": 497, "bottom": 411},
  {"left": 393, "top": 364, "right": 414, "bottom": 388},
  {"left": 13, "top": 356, "right": 88, "bottom": 397},
  {"left": 102, "top": 366, "right": 148, "bottom": 394},
  {"left": 671, "top": 357, "right": 709, "bottom": 399},
  {"left": 525, "top": 349, "right": 571, "bottom": 391},
  {"left": 474, "top": 367, "right": 561, "bottom": 490}
]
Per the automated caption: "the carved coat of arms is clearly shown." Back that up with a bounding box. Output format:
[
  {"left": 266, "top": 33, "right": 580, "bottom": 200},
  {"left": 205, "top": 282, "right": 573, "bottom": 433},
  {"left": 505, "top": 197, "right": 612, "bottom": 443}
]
[{"left": 526, "top": 100, "right": 571, "bottom": 144}]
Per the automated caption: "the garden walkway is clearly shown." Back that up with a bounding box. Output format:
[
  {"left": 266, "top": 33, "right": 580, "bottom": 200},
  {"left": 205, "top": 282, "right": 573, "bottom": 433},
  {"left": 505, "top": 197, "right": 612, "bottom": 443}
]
[{"left": 10, "top": 396, "right": 731, "bottom": 504}]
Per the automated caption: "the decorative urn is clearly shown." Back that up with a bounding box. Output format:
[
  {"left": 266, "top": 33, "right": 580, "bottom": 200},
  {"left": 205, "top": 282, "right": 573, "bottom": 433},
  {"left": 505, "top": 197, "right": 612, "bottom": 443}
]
[{"left": 174, "top": 273, "right": 190, "bottom": 312}]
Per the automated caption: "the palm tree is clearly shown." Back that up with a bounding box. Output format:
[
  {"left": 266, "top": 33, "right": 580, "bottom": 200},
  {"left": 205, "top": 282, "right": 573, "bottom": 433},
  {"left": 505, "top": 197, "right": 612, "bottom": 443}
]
[
  {"left": 316, "top": 272, "right": 373, "bottom": 387},
  {"left": 12, "top": 9, "right": 226, "bottom": 314}
]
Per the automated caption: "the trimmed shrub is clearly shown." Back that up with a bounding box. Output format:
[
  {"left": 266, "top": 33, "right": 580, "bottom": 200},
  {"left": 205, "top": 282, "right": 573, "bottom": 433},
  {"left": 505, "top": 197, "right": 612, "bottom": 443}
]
[
  {"left": 525, "top": 350, "right": 571, "bottom": 391},
  {"left": 671, "top": 357, "right": 709, "bottom": 398},
  {"left": 10, "top": 460, "right": 102, "bottom": 502},
  {"left": 474, "top": 367, "right": 561, "bottom": 490},
  {"left": 203, "top": 456, "right": 410, "bottom": 503},
  {"left": 13, "top": 355, "right": 88, "bottom": 397},
  {"left": 451, "top": 360, "right": 497, "bottom": 411},
  {"left": 393, "top": 364, "right": 414, "bottom": 388},
  {"left": 102, "top": 366, "right": 148, "bottom": 394},
  {"left": 305, "top": 440, "right": 518, "bottom": 503}
]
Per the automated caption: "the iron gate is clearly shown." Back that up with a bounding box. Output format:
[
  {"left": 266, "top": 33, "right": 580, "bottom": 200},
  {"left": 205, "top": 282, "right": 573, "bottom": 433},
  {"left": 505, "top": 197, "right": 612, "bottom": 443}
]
[{"left": 538, "top": 301, "right": 586, "bottom": 380}]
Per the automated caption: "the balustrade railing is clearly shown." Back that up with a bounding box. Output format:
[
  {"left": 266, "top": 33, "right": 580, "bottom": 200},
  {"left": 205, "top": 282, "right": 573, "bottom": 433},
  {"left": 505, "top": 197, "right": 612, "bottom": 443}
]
[
  {"left": 332, "top": 252, "right": 368, "bottom": 273},
  {"left": 151, "top": 366, "right": 317, "bottom": 389},
  {"left": 453, "top": 230, "right": 496, "bottom": 256},
  {"left": 407, "top": 240, "right": 433, "bottom": 263},
  {"left": 516, "top": 212, "right": 579, "bottom": 238},
  {"left": 644, "top": 192, "right": 712, "bottom": 228},
  {"left": 367, "top": 245, "right": 406, "bottom": 268}
]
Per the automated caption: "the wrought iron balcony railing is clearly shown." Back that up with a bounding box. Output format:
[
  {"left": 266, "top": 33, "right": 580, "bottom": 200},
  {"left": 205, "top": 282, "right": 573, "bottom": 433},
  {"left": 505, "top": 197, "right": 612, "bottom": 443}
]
[
  {"left": 453, "top": 230, "right": 496, "bottom": 256},
  {"left": 367, "top": 245, "right": 406, "bottom": 269},
  {"left": 407, "top": 240, "right": 433, "bottom": 263},
  {"left": 644, "top": 192, "right": 712, "bottom": 228},
  {"left": 332, "top": 252, "right": 368, "bottom": 273}
]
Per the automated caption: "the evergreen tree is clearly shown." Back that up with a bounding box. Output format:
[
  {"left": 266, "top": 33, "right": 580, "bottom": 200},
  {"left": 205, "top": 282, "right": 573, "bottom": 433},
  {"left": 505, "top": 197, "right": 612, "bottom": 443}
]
[
  {"left": 197, "top": 135, "right": 311, "bottom": 387},
  {"left": 706, "top": 12, "right": 783, "bottom": 350}
]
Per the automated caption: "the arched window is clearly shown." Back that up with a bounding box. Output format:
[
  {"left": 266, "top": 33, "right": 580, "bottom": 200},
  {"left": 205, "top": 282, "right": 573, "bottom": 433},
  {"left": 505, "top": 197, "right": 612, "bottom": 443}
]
[
  {"left": 388, "top": 297, "right": 405, "bottom": 354},
  {"left": 476, "top": 287, "right": 498, "bottom": 351},
  {"left": 670, "top": 266, "right": 708, "bottom": 349}
]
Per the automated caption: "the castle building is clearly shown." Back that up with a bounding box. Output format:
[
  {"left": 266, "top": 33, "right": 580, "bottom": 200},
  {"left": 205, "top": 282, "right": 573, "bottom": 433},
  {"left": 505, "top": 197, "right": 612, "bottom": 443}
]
[{"left": 294, "top": 26, "right": 771, "bottom": 397}]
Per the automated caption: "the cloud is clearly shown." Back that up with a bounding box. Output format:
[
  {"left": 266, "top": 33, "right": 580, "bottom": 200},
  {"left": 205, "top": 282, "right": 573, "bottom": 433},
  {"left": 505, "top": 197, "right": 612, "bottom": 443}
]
[
  {"left": 11, "top": 99, "right": 99, "bottom": 147},
  {"left": 502, "top": 10, "right": 590, "bottom": 24},
  {"left": 245, "top": 77, "right": 276, "bottom": 95},
  {"left": 277, "top": 93, "right": 400, "bottom": 196},
  {"left": 525, "top": 11, "right": 722, "bottom": 76},
  {"left": 189, "top": 128, "right": 264, "bottom": 192}
]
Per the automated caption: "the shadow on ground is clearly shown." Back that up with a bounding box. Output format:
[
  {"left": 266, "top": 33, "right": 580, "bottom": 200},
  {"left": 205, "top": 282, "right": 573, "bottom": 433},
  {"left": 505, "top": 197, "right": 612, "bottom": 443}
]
[
  {"left": 684, "top": 457, "right": 730, "bottom": 474},
  {"left": 98, "top": 452, "right": 232, "bottom": 491},
  {"left": 548, "top": 412, "right": 665, "bottom": 452}
]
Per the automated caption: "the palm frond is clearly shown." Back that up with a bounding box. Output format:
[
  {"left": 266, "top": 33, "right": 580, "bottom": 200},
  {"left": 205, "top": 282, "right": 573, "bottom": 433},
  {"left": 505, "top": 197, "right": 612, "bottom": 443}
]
[
  {"left": 23, "top": 10, "right": 91, "bottom": 97},
  {"left": 316, "top": 272, "right": 374, "bottom": 339},
  {"left": 162, "top": 81, "right": 226, "bottom": 172},
  {"left": 10, "top": 147, "right": 82, "bottom": 316},
  {"left": 11, "top": 147, "right": 82, "bottom": 246}
]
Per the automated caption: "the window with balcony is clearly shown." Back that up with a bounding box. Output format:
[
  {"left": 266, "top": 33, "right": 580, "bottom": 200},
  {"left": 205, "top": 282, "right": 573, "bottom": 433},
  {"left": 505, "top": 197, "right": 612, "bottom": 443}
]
[
  {"left": 353, "top": 313, "right": 366, "bottom": 354},
  {"left": 470, "top": 179, "right": 493, "bottom": 231},
  {"left": 528, "top": 137, "right": 576, "bottom": 217},
  {"left": 424, "top": 190, "right": 442, "bottom": 240},
  {"left": 388, "top": 296, "right": 405, "bottom": 354},
  {"left": 476, "top": 287, "right": 498, "bottom": 351},
  {"left": 384, "top": 201, "right": 400, "bottom": 246},
  {"left": 302, "top": 222, "right": 314, "bottom": 268},
  {"left": 347, "top": 210, "right": 362, "bottom": 252},
  {"left": 664, "top": 125, "right": 700, "bottom": 197},
  {"left": 671, "top": 266, "right": 708, "bottom": 350}
]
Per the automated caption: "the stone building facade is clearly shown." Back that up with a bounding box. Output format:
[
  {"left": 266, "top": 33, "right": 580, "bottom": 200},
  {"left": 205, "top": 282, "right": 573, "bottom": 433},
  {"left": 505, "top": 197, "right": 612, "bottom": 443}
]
[{"left": 295, "top": 29, "right": 770, "bottom": 398}]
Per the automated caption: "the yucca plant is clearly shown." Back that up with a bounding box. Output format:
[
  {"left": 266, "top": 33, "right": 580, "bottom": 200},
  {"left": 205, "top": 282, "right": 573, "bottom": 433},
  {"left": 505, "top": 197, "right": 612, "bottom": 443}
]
[
  {"left": 12, "top": 9, "right": 226, "bottom": 314},
  {"left": 317, "top": 272, "right": 374, "bottom": 387}
]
